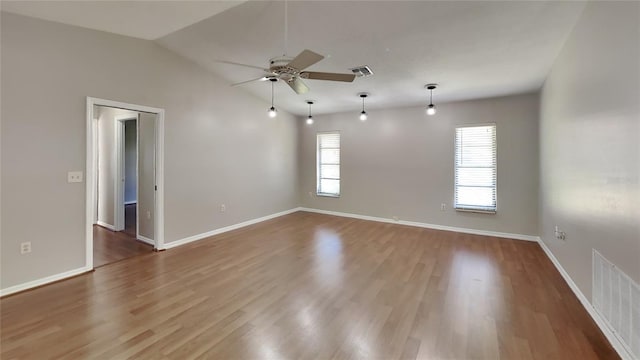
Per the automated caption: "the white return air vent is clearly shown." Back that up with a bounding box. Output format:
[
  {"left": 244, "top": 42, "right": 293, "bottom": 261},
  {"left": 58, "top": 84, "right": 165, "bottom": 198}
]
[
  {"left": 593, "top": 249, "right": 640, "bottom": 359},
  {"left": 349, "top": 65, "right": 373, "bottom": 77}
]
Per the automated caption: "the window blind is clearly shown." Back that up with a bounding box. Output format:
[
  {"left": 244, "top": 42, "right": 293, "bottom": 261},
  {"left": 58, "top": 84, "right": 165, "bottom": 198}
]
[
  {"left": 317, "top": 132, "right": 340, "bottom": 196},
  {"left": 454, "top": 124, "right": 497, "bottom": 212}
]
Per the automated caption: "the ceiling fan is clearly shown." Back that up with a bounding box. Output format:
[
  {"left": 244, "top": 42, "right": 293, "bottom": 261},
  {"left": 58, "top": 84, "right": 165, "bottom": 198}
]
[
  {"left": 219, "top": 49, "right": 356, "bottom": 95},
  {"left": 216, "top": 1, "right": 355, "bottom": 95}
]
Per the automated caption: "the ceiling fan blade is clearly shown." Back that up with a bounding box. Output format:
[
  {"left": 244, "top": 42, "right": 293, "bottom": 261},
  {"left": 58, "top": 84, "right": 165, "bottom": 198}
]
[
  {"left": 287, "top": 49, "right": 324, "bottom": 71},
  {"left": 215, "top": 60, "right": 270, "bottom": 72},
  {"left": 287, "top": 77, "right": 309, "bottom": 94},
  {"left": 300, "top": 71, "right": 356, "bottom": 82},
  {"left": 231, "top": 76, "right": 269, "bottom": 87}
]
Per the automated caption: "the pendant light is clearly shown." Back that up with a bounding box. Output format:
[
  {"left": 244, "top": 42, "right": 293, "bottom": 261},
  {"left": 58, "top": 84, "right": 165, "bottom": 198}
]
[
  {"left": 306, "top": 101, "right": 314, "bottom": 125},
  {"left": 359, "top": 93, "right": 369, "bottom": 121},
  {"left": 425, "top": 84, "right": 437, "bottom": 116},
  {"left": 268, "top": 78, "right": 278, "bottom": 118}
]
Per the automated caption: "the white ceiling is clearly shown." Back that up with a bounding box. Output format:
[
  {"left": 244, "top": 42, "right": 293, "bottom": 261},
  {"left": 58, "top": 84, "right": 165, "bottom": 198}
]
[
  {"left": 0, "top": 1, "right": 245, "bottom": 40},
  {"left": 158, "top": 1, "right": 586, "bottom": 115},
  {"left": 2, "top": 1, "right": 586, "bottom": 116}
]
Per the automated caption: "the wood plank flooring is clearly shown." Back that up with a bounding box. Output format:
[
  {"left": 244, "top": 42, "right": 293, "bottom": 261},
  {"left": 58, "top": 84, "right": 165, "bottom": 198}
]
[
  {"left": 1, "top": 212, "right": 618, "bottom": 359},
  {"left": 93, "top": 204, "right": 152, "bottom": 268}
]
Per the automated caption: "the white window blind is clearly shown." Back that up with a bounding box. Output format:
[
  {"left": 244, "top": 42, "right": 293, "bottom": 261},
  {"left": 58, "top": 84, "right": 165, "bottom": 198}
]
[
  {"left": 317, "top": 132, "right": 340, "bottom": 197},
  {"left": 454, "top": 124, "right": 497, "bottom": 213}
]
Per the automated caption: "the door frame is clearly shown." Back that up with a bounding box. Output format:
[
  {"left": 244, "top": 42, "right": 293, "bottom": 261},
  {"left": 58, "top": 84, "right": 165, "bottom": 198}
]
[
  {"left": 92, "top": 117, "right": 99, "bottom": 225},
  {"left": 114, "top": 114, "right": 139, "bottom": 233},
  {"left": 86, "top": 97, "right": 165, "bottom": 269}
]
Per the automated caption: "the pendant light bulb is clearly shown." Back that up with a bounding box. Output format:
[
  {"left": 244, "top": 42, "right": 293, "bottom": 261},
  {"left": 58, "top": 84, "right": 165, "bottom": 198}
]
[
  {"left": 268, "top": 78, "right": 277, "bottom": 118},
  {"left": 306, "top": 100, "right": 314, "bottom": 125},
  {"left": 425, "top": 84, "right": 437, "bottom": 116},
  {"left": 358, "top": 93, "right": 369, "bottom": 121}
]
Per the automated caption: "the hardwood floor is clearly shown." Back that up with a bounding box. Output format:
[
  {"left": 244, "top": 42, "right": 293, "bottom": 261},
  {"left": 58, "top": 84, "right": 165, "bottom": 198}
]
[
  {"left": 1, "top": 212, "right": 617, "bottom": 359},
  {"left": 93, "top": 204, "right": 153, "bottom": 268}
]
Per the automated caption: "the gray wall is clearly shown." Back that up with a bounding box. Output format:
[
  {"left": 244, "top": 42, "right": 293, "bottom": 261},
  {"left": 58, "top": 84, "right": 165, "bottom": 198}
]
[
  {"left": 539, "top": 1, "right": 640, "bottom": 297},
  {"left": 124, "top": 119, "right": 137, "bottom": 204},
  {"left": 299, "top": 93, "right": 540, "bottom": 236},
  {"left": 1, "top": 13, "right": 298, "bottom": 290}
]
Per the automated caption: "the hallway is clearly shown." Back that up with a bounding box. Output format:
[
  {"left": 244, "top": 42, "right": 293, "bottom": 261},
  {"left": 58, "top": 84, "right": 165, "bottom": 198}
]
[{"left": 93, "top": 204, "right": 152, "bottom": 267}]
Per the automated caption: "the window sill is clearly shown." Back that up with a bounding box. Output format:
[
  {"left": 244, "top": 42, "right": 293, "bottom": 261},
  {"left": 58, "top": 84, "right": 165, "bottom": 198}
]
[
  {"left": 455, "top": 207, "right": 496, "bottom": 214},
  {"left": 316, "top": 193, "right": 340, "bottom": 198}
]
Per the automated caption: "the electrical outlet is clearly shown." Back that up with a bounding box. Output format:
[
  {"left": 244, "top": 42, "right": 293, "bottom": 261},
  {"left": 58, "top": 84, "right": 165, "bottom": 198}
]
[
  {"left": 308, "top": 191, "right": 313, "bottom": 197},
  {"left": 220, "top": 204, "right": 226, "bottom": 213},
  {"left": 67, "top": 171, "right": 83, "bottom": 183},
  {"left": 20, "top": 242, "right": 31, "bottom": 254},
  {"left": 441, "top": 203, "right": 446, "bottom": 211},
  {"left": 146, "top": 211, "right": 151, "bottom": 220},
  {"left": 392, "top": 216, "right": 399, "bottom": 221}
]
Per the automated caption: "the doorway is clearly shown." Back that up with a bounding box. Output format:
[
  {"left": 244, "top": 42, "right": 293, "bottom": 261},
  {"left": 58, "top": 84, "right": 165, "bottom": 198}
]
[{"left": 86, "top": 97, "right": 165, "bottom": 269}]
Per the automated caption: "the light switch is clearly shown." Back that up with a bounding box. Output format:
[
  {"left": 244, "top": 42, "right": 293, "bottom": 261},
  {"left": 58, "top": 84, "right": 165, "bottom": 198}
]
[{"left": 68, "top": 171, "right": 83, "bottom": 183}]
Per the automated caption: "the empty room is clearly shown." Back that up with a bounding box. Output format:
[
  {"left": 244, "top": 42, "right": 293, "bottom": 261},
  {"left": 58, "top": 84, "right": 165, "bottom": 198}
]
[{"left": 1, "top": 1, "right": 638, "bottom": 359}]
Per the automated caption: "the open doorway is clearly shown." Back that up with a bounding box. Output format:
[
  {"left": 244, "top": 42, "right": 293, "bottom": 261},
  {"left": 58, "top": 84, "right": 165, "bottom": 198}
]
[{"left": 87, "top": 98, "right": 165, "bottom": 269}]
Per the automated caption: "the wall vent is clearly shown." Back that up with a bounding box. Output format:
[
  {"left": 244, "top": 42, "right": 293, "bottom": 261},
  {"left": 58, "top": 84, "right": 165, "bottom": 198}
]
[
  {"left": 593, "top": 249, "right": 640, "bottom": 359},
  {"left": 350, "top": 65, "right": 373, "bottom": 77}
]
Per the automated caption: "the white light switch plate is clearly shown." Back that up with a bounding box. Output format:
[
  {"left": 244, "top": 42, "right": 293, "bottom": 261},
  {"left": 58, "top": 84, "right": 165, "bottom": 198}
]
[{"left": 68, "top": 171, "right": 83, "bottom": 183}]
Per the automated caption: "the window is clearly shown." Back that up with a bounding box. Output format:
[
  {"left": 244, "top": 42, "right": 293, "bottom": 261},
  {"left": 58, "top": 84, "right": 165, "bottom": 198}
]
[
  {"left": 317, "top": 132, "right": 340, "bottom": 197},
  {"left": 454, "top": 124, "right": 497, "bottom": 213}
]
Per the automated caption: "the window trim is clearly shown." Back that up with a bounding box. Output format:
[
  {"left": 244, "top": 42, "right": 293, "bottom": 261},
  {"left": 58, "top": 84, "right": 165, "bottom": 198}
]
[
  {"left": 453, "top": 123, "right": 497, "bottom": 214},
  {"left": 316, "top": 131, "right": 341, "bottom": 198}
]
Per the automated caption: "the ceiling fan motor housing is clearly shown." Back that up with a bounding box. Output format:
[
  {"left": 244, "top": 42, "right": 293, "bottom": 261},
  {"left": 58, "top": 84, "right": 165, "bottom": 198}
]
[{"left": 269, "top": 57, "right": 297, "bottom": 81}]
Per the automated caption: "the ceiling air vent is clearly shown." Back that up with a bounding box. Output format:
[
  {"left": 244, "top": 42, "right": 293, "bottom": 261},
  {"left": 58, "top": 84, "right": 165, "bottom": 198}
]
[{"left": 350, "top": 65, "right": 373, "bottom": 77}]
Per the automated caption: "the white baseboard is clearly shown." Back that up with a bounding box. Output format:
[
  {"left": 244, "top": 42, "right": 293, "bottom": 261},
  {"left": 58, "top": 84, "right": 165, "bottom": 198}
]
[
  {"left": 125, "top": 201, "right": 137, "bottom": 205},
  {"left": 96, "top": 221, "right": 115, "bottom": 231},
  {"left": 164, "top": 208, "right": 301, "bottom": 250},
  {"left": 0, "top": 266, "right": 92, "bottom": 297},
  {"left": 537, "top": 238, "right": 634, "bottom": 360},
  {"left": 137, "top": 235, "right": 155, "bottom": 246},
  {"left": 299, "top": 207, "right": 538, "bottom": 242}
]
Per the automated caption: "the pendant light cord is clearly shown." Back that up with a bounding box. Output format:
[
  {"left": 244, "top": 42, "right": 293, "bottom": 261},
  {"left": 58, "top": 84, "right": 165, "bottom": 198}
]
[
  {"left": 271, "top": 81, "right": 274, "bottom": 107},
  {"left": 430, "top": 89, "right": 433, "bottom": 105},
  {"left": 308, "top": 102, "right": 311, "bottom": 117},
  {"left": 362, "top": 96, "right": 365, "bottom": 112}
]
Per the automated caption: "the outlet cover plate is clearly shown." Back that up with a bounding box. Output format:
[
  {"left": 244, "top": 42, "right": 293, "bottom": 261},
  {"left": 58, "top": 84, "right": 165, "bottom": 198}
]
[
  {"left": 20, "top": 242, "right": 31, "bottom": 254},
  {"left": 68, "top": 171, "right": 83, "bottom": 183}
]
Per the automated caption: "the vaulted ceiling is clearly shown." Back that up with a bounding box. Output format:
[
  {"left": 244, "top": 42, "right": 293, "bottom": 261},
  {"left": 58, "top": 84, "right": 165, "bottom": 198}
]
[
  {"left": 0, "top": 0, "right": 244, "bottom": 40},
  {"left": 2, "top": 1, "right": 586, "bottom": 115}
]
